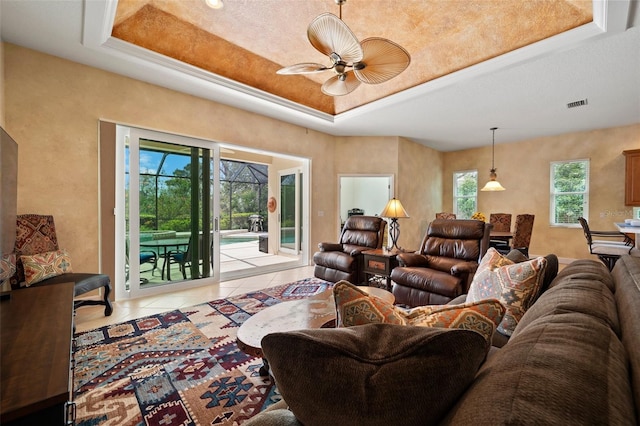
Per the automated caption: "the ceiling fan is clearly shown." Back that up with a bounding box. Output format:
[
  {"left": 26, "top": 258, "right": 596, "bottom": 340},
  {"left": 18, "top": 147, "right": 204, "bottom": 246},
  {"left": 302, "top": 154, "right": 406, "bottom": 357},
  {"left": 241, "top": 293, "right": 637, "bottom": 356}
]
[{"left": 276, "top": 0, "right": 411, "bottom": 96}]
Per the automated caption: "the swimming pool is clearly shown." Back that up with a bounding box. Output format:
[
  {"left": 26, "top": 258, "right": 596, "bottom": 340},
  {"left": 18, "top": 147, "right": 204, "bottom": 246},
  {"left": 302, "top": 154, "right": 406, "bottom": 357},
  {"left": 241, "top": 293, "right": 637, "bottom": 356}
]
[{"left": 220, "top": 236, "right": 258, "bottom": 245}]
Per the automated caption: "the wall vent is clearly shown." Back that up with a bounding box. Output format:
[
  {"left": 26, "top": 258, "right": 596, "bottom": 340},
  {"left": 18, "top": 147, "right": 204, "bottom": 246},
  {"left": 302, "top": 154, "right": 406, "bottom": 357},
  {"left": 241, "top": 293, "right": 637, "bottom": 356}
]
[{"left": 567, "top": 98, "right": 588, "bottom": 108}]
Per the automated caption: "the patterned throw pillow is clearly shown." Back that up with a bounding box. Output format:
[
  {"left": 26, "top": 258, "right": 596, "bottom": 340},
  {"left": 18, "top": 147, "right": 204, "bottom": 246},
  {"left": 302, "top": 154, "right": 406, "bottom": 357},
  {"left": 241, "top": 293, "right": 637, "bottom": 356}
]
[
  {"left": 333, "top": 280, "right": 405, "bottom": 326},
  {"left": 21, "top": 249, "right": 73, "bottom": 286},
  {"left": 0, "top": 253, "right": 17, "bottom": 289},
  {"left": 333, "top": 280, "right": 505, "bottom": 343},
  {"left": 402, "top": 300, "right": 507, "bottom": 342},
  {"left": 467, "top": 247, "right": 548, "bottom": 336}
]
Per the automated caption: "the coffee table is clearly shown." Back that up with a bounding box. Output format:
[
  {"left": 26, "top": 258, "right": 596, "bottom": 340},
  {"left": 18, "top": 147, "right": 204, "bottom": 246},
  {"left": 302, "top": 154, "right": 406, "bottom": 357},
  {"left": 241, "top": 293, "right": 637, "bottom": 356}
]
[{"left": 236, "top": 286, "right": 394, "bottom": 375}]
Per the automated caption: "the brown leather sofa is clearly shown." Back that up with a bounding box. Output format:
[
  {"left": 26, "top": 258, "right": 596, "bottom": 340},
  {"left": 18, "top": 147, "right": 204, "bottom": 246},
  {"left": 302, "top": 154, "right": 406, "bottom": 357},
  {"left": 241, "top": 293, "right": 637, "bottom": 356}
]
[
  {"left": 390, "top": 219, "right": 491, "bottom": 307},
  {"left": 313, "top": 216, "right": 386, "bottom": 284}
]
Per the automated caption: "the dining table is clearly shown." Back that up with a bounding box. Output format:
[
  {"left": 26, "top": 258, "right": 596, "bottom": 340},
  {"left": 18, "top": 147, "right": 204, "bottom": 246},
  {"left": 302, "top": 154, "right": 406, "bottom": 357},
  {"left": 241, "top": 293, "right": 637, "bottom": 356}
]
[
  {"left": 489, "top": 230, "right": 513, "bottom": 239},
  {"left": 140, "top": 237, "right": 190, "bottom": 280},
  {"left": 489, "top": 230, "right": 513, "bottom": 246}
]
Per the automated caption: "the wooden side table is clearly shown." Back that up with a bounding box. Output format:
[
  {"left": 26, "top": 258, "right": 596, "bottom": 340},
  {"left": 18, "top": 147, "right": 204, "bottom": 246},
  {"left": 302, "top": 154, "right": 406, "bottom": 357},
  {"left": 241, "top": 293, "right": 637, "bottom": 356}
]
[{"left": 362, "top": 249, "right": 400, "bottom": 291}]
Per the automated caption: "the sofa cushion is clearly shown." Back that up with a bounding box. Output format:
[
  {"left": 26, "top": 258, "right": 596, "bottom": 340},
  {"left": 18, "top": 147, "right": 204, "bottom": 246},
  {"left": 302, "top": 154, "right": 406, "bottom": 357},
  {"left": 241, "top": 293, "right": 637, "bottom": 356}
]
[
  {"left": 261, "top": 324, "right": 489, "bottom": 426},
  {"left": 467, "top": 248, "right": 547, "bottom": 336},
  {"left": 442, "top": 307, "right": 636, "bottom": 425},
  {"left": 612, "top": 255, "right": 640, "bottom": 415},
  {"left": 333, "top": 280, "right": 505, "bottom": 343},
  {"left": 511, "top": 264, "right": 620, "bottom": 339},
  {"left": 549, "top": 258, "right": 614, "bottom": 291},
  {"left": 21, "top": 249, "right": 73, "bottom": 286}
]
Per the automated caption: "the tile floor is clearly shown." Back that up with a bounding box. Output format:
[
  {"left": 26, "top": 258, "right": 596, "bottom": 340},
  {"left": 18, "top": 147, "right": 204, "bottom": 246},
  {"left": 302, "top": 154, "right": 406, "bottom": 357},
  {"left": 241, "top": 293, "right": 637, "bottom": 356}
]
[{"left": 74, "top": 265, "right": 315, "bottom": 333}]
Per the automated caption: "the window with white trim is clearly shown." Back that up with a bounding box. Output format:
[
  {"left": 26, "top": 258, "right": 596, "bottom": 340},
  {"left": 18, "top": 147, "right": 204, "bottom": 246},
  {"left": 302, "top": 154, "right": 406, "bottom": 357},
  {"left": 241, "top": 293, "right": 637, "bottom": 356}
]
[
  {"left": 453, "top": 170, "right": 477, "bottom": 219},
  {"left": 550, "top": 159, "right": 589, "bottom": 226}
]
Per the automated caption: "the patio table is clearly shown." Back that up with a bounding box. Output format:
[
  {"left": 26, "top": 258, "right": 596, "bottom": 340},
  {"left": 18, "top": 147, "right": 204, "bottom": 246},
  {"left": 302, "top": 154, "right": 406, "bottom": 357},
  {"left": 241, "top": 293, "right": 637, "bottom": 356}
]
[{"left": 140, "top": 237, "right": 190, "bottom": 280}]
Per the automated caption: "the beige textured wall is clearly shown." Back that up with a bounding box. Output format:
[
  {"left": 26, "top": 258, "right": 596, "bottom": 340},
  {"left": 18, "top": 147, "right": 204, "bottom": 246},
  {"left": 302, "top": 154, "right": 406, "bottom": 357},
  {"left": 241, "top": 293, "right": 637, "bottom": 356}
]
[
  {"left": 1, "top": 41, "right": 5, "bottom": 126},
  {"left": 443, "top": 124, "right": 640, "bottom": 260},
  {"left": 3, "top": 44, "right": 340, "bottom": 273},
  {"left": 333, "top": 135, "right": 398, "bottom": 234},
  {"left": 397, "top": 137, "right": 444, "bottom": 251},
  {"left": 4, "top": 43, "right": 638, "bottom": 274}
]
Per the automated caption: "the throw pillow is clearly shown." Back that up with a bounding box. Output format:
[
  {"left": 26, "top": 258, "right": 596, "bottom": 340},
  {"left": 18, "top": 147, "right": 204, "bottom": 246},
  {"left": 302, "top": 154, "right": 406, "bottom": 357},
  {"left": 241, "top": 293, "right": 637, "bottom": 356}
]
[
  {"left": 21, "top": 249, "right": 73, "bottom": 286},
  {"left": 0, "top": 253, "right": 16, "bottom": 283},
  {"left": 262, "top": 324, "right": 489, "bottom": 426},
  {"left": 467, "top": 247, "right": 548, "bottom": 336},
  {"left": 333, "top": 280, "right": 405, "bottom": 326},
  {"left": 333, "top": 280, "right": 505, "bottom": 343}
]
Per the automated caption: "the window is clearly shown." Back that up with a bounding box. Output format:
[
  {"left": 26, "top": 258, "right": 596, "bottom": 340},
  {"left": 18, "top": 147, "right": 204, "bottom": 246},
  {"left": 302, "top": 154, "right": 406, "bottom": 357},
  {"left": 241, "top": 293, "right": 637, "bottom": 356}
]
[
  {"left": 550, "top": 159, "right": 589, "bottom": 226},
  {"left": 453, "top": 170, "right": 478, "bottom": 219}
]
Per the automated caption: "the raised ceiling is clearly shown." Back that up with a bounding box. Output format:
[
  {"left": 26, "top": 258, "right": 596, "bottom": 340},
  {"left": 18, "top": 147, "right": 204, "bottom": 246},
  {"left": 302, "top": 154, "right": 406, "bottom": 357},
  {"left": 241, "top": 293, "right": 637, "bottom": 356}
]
[
  {"left": 112, "top": 0, "right": 593, "bottom": 115},
  {"left": 1, "top": 0, "right": 638, "bottom": 151}
]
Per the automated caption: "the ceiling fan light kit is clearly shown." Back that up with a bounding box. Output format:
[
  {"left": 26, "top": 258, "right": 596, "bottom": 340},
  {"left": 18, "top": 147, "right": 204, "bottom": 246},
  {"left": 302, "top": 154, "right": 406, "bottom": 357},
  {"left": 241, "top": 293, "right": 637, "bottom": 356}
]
[{"left": 277, "top": 0, "right": 411, "bottom": 96}]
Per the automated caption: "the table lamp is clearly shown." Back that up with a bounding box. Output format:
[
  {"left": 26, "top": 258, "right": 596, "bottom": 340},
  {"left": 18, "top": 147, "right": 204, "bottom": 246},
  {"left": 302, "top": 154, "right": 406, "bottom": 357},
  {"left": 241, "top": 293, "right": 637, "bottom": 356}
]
[{"left": 380, "top": 198, "right": 409, "bottom": 252}]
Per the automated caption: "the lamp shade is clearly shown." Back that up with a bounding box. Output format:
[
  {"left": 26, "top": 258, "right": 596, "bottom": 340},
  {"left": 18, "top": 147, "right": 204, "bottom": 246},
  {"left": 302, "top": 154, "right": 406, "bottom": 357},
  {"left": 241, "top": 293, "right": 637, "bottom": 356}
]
[
  {"left": 380, "top": 198, "right": 409, "bottom": 219},
  {"left": 480, "top": 169, "right": 506, "bottom": 191}
]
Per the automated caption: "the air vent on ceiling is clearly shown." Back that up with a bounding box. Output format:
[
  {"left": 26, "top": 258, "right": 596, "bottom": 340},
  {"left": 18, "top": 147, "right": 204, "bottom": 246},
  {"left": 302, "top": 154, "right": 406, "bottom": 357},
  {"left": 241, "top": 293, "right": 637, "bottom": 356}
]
[{"left": 567, "top": 98, "right": 588, "bottom": 109}]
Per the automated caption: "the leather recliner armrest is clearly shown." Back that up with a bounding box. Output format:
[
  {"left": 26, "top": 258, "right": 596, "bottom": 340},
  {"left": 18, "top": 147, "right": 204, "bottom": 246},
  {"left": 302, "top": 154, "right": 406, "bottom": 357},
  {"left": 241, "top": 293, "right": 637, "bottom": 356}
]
[
  {"left": 396, "top": 252, "right": 430, "bottom": 267},
  {"left": 451, "top": 261, "right": 478, "bottom": 276},
  {"left": 317, "top": 242, "right": 343, "bottom": 252}
]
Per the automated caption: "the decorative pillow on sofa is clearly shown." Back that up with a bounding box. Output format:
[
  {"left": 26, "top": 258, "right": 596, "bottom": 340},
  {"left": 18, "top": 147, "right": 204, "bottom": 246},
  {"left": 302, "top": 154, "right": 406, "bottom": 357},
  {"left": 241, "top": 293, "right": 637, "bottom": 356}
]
[
  {"left": 21, "top": 249, "right": 73, "bottom": 286},
  {"left": 333, "top": 280, "right": 505, "bottom": 343},
  {"left": 261, "top": 323, "right": 489, "bottom": 426},
  {"left": 0, "top": 253, "right": 16, "bottom": 283},
  {"left": 333, "top": 280, "right": 406, "bottom": 326},
  {"left": 467, "top": 248, "right": 547, "bottom": 336}
]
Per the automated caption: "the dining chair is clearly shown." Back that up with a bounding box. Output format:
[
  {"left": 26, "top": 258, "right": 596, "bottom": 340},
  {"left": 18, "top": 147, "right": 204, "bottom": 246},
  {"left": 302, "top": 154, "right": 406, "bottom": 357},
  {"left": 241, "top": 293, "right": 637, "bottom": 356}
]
[
  {"left": 578, "top": 217, "right": 633, "bottom": 271},
  {"left": 489, "top": 213, "right": 512, "bottom": 248},
  {"left": 495, "top": 214, "right": 535, "bottom": 257},
  {"left": 435, "top": 212, "right": 456, "bottom": 220}
]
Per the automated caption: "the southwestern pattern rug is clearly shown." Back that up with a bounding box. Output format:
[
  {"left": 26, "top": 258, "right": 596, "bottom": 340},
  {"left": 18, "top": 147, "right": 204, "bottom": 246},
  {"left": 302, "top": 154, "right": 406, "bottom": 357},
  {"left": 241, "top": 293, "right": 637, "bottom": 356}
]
[{"left": 73, "top": 277, "right": 333, "bottom": 426}]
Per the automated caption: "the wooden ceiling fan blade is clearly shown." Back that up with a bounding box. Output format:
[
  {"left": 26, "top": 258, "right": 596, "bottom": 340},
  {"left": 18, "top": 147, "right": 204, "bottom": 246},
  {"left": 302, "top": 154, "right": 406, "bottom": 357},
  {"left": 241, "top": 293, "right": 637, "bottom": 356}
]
[
  {"left": 321, "top": 72, "right": 361, "bottom": 96},
  {"left": 308, "top": 13, "right": 363, "bottom": 64},
  {"left": 277, "top": 63, "right": 329, "bottom": 75},
  {"left": 353, "top": 37, "right": 411, "bottom": 84}
]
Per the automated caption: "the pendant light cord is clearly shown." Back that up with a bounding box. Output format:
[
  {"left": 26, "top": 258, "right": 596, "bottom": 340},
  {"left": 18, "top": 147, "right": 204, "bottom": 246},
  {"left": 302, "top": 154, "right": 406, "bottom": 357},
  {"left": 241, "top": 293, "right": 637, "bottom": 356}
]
[{"left": 490, "top": 127, "right": 498, "bottom": 170}]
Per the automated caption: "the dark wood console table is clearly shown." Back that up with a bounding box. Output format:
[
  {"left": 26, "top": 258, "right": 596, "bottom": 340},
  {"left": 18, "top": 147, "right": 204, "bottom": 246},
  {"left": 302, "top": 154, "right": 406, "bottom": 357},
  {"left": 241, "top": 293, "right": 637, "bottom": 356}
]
[{"left": 1, "top": 282, "right": 75, "bottom": 425}]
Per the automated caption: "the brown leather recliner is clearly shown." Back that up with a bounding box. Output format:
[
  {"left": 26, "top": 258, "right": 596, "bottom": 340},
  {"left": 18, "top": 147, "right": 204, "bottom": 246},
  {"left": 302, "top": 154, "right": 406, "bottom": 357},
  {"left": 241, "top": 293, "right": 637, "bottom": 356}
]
[
  {"left": 313, "top": 216, "right": 386, "bottom": 284},
  {"left": 390, "top": 219, "right": 491, "bottom": 307}
]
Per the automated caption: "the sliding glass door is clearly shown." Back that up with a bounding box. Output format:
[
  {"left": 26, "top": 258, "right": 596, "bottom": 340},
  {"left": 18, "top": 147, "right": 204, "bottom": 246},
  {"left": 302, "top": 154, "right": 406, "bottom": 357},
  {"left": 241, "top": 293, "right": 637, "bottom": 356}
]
[
  {"left": 121, "top": 127, "right": 219, "bottom": 298},
  {"left": 278, "top": 168, "right": 303, "bottom": 255}
]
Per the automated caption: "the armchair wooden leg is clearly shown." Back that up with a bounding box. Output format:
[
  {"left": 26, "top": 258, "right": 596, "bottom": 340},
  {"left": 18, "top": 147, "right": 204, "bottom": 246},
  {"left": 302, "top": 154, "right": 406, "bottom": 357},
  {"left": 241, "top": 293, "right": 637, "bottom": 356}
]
[{"left": 73, "top": 284, "right": 113, "bottom": 317}]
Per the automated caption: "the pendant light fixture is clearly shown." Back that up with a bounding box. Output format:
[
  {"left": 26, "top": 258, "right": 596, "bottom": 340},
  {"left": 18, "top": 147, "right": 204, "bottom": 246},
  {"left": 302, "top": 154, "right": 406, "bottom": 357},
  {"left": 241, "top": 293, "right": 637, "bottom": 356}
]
[{"left": 480, "top": 127, "right": 506, "bottom": 191}]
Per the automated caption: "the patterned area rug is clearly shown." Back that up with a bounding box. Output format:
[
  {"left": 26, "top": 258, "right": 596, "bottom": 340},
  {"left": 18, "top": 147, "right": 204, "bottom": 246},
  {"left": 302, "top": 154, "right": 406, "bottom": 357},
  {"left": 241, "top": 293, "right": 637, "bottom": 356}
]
[{"left": 73, "top": 277, "right": 333, "bottom": 425}]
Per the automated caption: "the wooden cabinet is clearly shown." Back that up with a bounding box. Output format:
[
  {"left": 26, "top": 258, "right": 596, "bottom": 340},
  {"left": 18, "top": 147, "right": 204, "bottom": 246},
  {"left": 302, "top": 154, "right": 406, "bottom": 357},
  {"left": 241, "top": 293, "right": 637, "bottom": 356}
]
[
  {"left": 1, "top": 282, "right": 75, "bottom": 425},
  {"left": 624, "top": 149, "right": 640, "bottom": 206}
]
